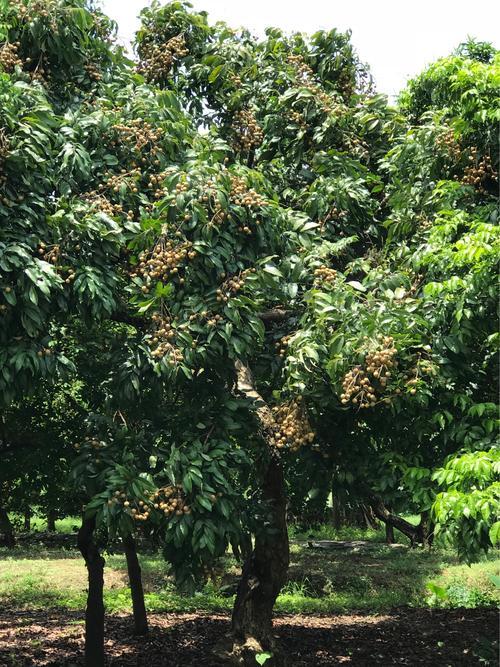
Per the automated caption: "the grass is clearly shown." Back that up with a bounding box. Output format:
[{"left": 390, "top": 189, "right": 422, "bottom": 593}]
[
  {"left": 8, "top": 514, "right": 80, "bottom": 534},
  {"left": 0, "top": 526, "right": 498, "bottom": 615}
]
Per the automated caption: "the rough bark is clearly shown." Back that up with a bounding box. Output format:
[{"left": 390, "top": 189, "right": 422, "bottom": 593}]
[
  {"left": 0, "top": 507, "right": 15, "bottom": 547},
  {"left": 124, "top": 535, "right": 149, "bottom": 635},
  {"left": 229, "top": 361, "right": 290, "bottom": 667},
  {"left": 77, "top": 516, "right": 105, "bottom": 667},
  {"left": 47, "top": 510, "right": 56, "bottom": 532}
]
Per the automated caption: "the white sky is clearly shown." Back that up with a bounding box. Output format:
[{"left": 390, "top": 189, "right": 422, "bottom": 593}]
[{"left": 102, "top": 0, "right": 500, "bottom": 97}]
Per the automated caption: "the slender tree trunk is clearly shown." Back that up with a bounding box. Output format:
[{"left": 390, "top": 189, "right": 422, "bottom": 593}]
[
  {"left": 385, "top": 522, "right": 395, "bottom": 544},
  {"left": 77, "top": 516, "right": 105, "bottom": 667},
  {"left": 0, "top": 507, "right": 15, "bottom": 547},
  {"left": 47, "top": 509, "right": 56, "bottom": 532},
  {"left": 230, "top": 361, "right": 290, "bottom": 666},
  {"left": 24, "top": 508, "right": 31, "bottom": 532},
  {"left": 124, "top": 535, "right": 148, "bottom": 635}
]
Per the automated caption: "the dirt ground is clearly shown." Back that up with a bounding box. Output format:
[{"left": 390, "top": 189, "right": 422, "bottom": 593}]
[{"left": 0, "top": 607, "right": 496, "bottom": 666}]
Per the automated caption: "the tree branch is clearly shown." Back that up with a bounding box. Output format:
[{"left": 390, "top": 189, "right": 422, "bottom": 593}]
[{"left": 258, "top": 310, "right": 291, "bottom": 325}]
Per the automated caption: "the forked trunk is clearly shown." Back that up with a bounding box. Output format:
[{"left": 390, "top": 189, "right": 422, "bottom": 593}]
[
  {"left": 124, "top": 534, "right": 149, "bottom": 635},
  {"left": 77, "top": 516, "right": 105, "bottom": 667},
  {"left": 229, "top": 361, "right": 290, "bottom": 666}
]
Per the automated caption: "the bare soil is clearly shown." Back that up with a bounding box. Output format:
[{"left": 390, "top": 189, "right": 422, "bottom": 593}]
[{"left": 0, "top": 607, "right": 496, "bottom": 666}]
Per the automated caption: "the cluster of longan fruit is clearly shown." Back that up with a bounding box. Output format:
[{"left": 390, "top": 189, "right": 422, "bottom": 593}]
[
  {"left": 229, "top": 73, "right": 242, "bottom": 87},
  {"left": 230, "top": 175, "right": 266, "bottom": 208},
  {"left": 103, "top": 168, "right": 141, "bottom": 195},
  {"left": 152, "top": 484, "right": 191, "bottom": 517},
  {"left": 108, "top": 491, "right": 152, "bottom": 522},
  {"left": 37, "top": 242, "right": 60, "bottom": 264},
  {"left": 74, "top": 437, "right": 105, "bottom": 452},
  {"left": 138, "top": 34, "right": 188, "bottom": 82},
  {"left": 147, "top": 312, "right": 183, "bottom": 362},
  {"left": 84, "top": 62, "right": 102, "bottom": 82},
  {"left": 270, "top": 399, "right": 315, "bottom": 452},
  {"left": 313, "top": 266, "right": 337, "bottom": 286},
  {"left": 327, "top": 206, "right": 348, "bottom": 223},
  {"left": 13, "top": 0, "right": 56, "bottom": 18},
  {"left": 287, "top": 53, "right": 314, "bottom": 81},
  {"left": 0, "top": 42, "right": 23, "bottom": 72},
  {"left": 231, "top": 109, "right": 264, "bottom": 152},
  {"left": 83, "top": 193, "right": 131, "bottom": 219},
  {"left": 436, "top": 128, "right": 461, "bottom": 161},
  {"left": 132, "top": 239, "right": 194, "bottom": 287},
  {"left": 113, "top": 119, "right": 164, "bottom": 153},
  {"left": 189, "top": 311, "right": 224, "bottom": 328},
  {"left": 36, "top": 347, "right": 52, "bottom": 359},
  {"left": 216, "top": 269, "right": 254, "bottom": 302},
  {"left": 289, "top": 109, "right": 306, "bottom": 128},
  {"left": 287, "top": 54, "right": 334, "bottom": 113},
  {"left": 147, "top": 170, "right": 169, "bottom": 200},
  {"left": 340, "top": 336, "right": 398, "bottom": 408},
  {"left": 275, "top": 334, "right": 292, "bottom": 357},
  {"left": 460, "top": 149, "right": 497, "bottom": 193},
  {"left": 341, "top": 366, "right": 377, "bottom": 408},
  {"left": 365, "top": 338, "right": 397, "bottom": 378},
  {"left": 175, "top": 180, "right": 189, "bottom": 196}
]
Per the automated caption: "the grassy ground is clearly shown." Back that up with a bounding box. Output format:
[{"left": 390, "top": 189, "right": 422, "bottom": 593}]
[{"left": 1, "top": 523, "right": 498, "bottom": 615}]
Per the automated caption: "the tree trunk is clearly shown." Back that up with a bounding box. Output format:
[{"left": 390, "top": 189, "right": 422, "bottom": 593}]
[
  {"left": 385, "top": 522, "right": 395, "bottom": 544},
  {"left": 77, "top": 516, "right": 105, "bottom": 667},
  {"left": 418, "top": 510, "right": 434, "bottom": 548},
  {"left": 24, "top": 508, "right": 31, "bottom": 532},
  {"left": 229, "top": 361, "right": 290, "bottom": 666},
  {"left": 371, "top": 499, "right": 421, "bottom": 546},
  {"left": 124, "top": 535, "right": 148, "bottom": 635},
  {"left": 47, "top": 510, "right": 56, "bottom": 532},
  {"left": 231, "top": 452, "right": 289, "bottom": 666},
  {"left": 0, "top": 507, "right": 15, "bottom": 547}
]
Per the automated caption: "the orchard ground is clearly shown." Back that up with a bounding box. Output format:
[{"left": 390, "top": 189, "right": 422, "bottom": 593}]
[{"left": 0, "top": 520, "right": 498, "bottom": 666}]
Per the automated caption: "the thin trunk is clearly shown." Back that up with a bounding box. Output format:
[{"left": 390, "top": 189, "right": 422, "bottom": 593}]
[
  {"left": 47, "top": 510, "right": 56, "bottom": 532},
  {"left": 124, "top": 535, "right": 148, "bottom": 635},
  {"left": 77, "top": 516, "right": 105, "bottom": 667},
  {"left": 24, "top": 508, "right": 31, "bottom": 532},
  {"left": 0, "top": 507, "right": 15, "bottom": 547}
]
